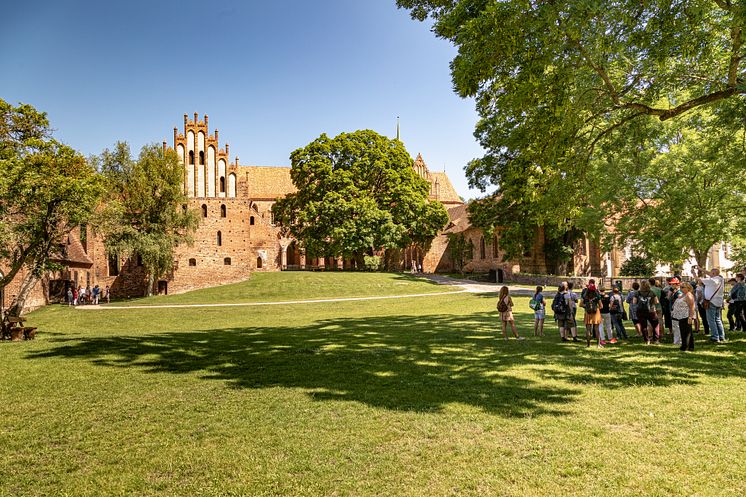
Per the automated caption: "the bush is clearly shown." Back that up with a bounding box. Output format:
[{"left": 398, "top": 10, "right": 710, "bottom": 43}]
[
  {"left": 363, "top": 255, "right": 381, "bottom": 271},
  {"left": 619, "top": 255, "right": 655, "bottom": 277}
]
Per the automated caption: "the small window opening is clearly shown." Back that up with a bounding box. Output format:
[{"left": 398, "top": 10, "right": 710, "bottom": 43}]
[
  {"left": 220, "top": 205, "right": 226, "bottom": 217},
  {"left": 188, "top": 258, "right": 197, "bottom": 266}
]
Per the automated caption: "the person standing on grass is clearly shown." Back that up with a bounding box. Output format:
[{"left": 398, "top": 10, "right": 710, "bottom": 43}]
[
  {"left": 649, "top": 278, "right": 664, "bottom": 338},
  {"left": 552, "top": 283, "right": 571, "bottom": 341},
  {"left": 497, "top": 286, "right": 523, "bottom": 340},
  {"left": 635, "top": 280, "right": 660, "bottom": 345},
  {"left": 698, "top": 268, "right": 726, "bottom": 343},
  {"left": 672, "top": 281, "right": 697, "bottom": 351},
  {"left": 695, "top": 279, "right": 710, "bottom": 335},
  {"left": 668, "top": 277, "right": 683, "bottom": 345},
  {"left": 580, "top": 280, "right": 603, "bottom": 347},
  {"left": 661, "top": 277, "right": 674, "bottom": 338},
  {"left": 567, "top": 281, "right": 580, "bottom": 341},
  {"left": 731, "top": 273, "right": 746, "bottom": 331},
  {"left": 598, "top": 286, "right": 615, "bottom": 345},
  {"left": 104, "top": 285, "right": 111, "bottom": 304},
  {"left": 609, "top": 286, "right": 627, "bottom": 340},
  {"left": 531, "top": 286, "right": 545, "bottom": 337},
  {"left": 66, "top": 287, "right": 73, "bottom": 306},
  {"left": 626, "top": 281, "right": 642, "bottom": 337}
]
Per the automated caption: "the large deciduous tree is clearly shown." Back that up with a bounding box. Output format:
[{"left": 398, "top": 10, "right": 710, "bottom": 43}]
[
  {"left": 95, "top": 142, "right": 197, "bottom": 296},
  {"left": 398, "top": 0, "right": 746, "bottom": 251},
  {"left": 579, "top": 100, "right": 746, "bottom": 268},
  {"left": 274, "top": 130, "right": 449, "bottom": 265},
  {"left": 0, "top": 99, "right": 104, "bottom": 315}
]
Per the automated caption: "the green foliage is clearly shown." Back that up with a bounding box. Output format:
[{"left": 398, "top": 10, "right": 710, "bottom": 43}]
[
  {"left": 96, "top": 142, "right": 197, "bottom": 295},
  {"left": 363, "top": 255, "right": 382, "bottom": 271},
  {"left": 397, "top": 0, "right": 746, "bottom": 252},
  {"left": 447, "top": 233, "right": 474, "bottom": 274},
  {"left": 0, "top": 99, "right": 104, "bottom": 301},
  {"left": 580, "top": 102, "right": 746, "bottom": 267},
  {"left": 619, "top": 255, "right": 656, "bottom": 277},
  {"left": 274, "top": 130, "right": 449, "bottom": 260}
]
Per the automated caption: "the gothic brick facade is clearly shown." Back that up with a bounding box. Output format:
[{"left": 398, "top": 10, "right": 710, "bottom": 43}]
[{"left": 1, "top": 112, "right": 540, "bottom": 313}]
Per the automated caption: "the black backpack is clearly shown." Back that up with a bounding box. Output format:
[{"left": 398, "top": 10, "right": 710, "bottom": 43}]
[
  {"left": 584, "top": 294, "right": 599, "bottom": 313},
  {"left": 636, "top": 292, "right": 655, "bottom": 315},
  {"left": 609, "top": 295, "right": 620, "bottom": 314},
  {"left": 551, "top": 292, "right": 569, "bottom": 316}
]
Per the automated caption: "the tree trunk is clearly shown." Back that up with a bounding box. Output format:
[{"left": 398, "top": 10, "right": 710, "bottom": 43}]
[
  {"left": 693, "top": 250, "right": 708, "bottom": 275},
  {"left": 8, "top": 270, "right": 41, "bottom": 317},
  {"left": 146, "top": 272, "right": 155, "bottom": 297}
]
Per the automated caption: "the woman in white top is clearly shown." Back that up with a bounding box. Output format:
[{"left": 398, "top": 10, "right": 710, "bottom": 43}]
[{"left": 672, "top": 282, "right": 697, "bottom": 351}]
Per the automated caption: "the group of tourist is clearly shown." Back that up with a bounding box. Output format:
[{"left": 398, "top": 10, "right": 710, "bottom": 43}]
[
  {"left": 495, "top": 267, "right": 745, "bottom": 350},
  {"left": 66, "top": 284, "right": 110, "bottom": 306}
]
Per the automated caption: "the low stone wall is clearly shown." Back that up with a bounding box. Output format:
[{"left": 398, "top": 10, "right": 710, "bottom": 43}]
[{"left": 508, "top": 273, "right": 664, "bottom": 291}]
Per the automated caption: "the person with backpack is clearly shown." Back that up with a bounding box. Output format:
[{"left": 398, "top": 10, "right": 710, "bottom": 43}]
[
  {"left": 580, "top": 280, "right": 603, "bottom": 347},
  {"left": 634, "top": 280, "right": 660, "bottom": 344},
  {"left": 649, "top": 278, "right": 664, "bottom": 336},
  {"left": 567, "top": 281, "right": 580, "bottom": 341},
  {"left": 609, "top": 286, "right": 628, "bottom": 340},
  {"left": 598, "top": 286, "right": 615, "bottom": 345},
  {"left": 497, "top": 286, "right": 523, "bottom": 340},
  {"left": 530, "top": 286, "right": 545, "bottom": 337},
  {"left": 626, "top": 281, "right": 642, "bottom": 337},
  {"left": 552, "top": 282, "right": 579, "bottom": 342}
]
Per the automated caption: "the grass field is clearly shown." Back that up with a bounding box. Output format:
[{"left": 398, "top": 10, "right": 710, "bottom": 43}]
[{"left": 2, "top": 272, "right": 745, "bottom": 496}]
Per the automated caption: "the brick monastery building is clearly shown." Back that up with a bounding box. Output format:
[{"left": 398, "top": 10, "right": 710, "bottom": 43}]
[
  {"left": 9, "top": 113, "right": 732, "bottom": 314},
  {"left": 2, "top": 113, "right": 554, "bottom": 313}
]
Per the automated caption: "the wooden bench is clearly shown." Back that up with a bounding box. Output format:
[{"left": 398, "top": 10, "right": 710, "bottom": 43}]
[{"left": 1, "top": 317, "right": 36, "bottom": 341}]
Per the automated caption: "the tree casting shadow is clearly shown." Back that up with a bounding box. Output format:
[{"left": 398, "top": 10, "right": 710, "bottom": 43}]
[{"left": 27, "top": 312, "right": 746, "bottom": 418}]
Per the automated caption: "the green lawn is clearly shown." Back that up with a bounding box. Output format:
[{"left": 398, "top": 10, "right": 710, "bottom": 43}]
[
  {"left": 2, "top": 273, "right": 745, "bottom": 496},
  {"left": 107, "top": 272, "right": 454, "bottom": 306}
]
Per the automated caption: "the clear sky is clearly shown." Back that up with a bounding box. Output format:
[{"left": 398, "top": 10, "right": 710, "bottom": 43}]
[{"left": 1, "top": 0, "right": 486, "bottom": 199}]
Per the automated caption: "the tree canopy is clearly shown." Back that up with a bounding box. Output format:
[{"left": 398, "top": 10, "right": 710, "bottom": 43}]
[
  {"left": 95, "top": 142, "right": 197, "bottom": 296},
  {"left": 0, "top": 99, "right": 104, "bottom": 314},
  {"left": 273, "top": 130, "right": 449, "bottom": 263},
  {"left": 397, "top": 0, "right": 746, "bottom": 257},
  {"left": 579, "top": 101, "right": 746, "bottom": 267}
]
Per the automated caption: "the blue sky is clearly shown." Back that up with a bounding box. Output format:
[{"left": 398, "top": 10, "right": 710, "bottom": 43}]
[{"left": 1, "top": 1, "right": 485, "bottom": 199}]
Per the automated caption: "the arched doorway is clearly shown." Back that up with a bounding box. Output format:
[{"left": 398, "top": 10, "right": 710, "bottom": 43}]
[{"left": 287, "top": 241, "right": 297, "bottom": 266}]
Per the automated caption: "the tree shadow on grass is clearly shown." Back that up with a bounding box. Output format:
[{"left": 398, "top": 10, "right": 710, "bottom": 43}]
[{"left": 27, "top": 312, "right": 746, "bottom": 417}]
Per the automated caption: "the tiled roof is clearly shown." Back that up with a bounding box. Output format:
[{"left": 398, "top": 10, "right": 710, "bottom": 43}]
[
  {"left": 53, "top": 234, "right": 93, "bottom": 268},
  {"left": 443, "top": 203, "right": 472, "bottom": 234},
  {"left": 430, "top": 172, "right": 462, "bottom": 205},
  {"left": 241, "top": 166, "right": 296, "bottom": 199}
]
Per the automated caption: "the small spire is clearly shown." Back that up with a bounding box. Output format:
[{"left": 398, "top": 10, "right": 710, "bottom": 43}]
[{"left": 396, "top": 116, "right": 400, "bottom": 141}]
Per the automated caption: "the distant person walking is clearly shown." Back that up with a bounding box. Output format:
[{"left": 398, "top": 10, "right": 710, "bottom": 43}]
[{"left": 497, "top": 286, "right": 522, "bottom": 340}]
